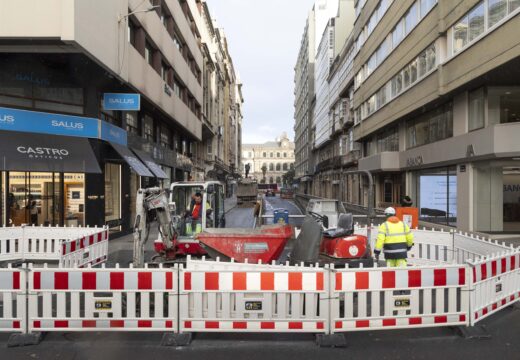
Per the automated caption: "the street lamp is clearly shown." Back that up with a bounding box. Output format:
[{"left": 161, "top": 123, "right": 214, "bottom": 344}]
[{"left": 118, "top": 5, "right": 160, "bottom": 23}]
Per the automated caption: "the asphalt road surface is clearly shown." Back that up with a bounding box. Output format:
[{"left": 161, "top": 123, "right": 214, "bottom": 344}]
[
  {"left": 2, "top": 307, "right": 520, "bottom": 360},
  {"left": 3, "top": 196, "right": 520, "bottom": 359}
]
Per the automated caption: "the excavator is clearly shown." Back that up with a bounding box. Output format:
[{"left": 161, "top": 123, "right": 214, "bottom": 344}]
[{"left": 133, "top": 181, "right": 226, "bottom": 267}]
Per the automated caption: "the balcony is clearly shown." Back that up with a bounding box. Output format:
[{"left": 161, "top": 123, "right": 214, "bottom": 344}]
[
  {"left": 315, "top": 156, "right": 342, "bottom": 173},
  {"left": 176, "top": 153, "right": 193, "bottom": 171},
  {"left": 358, "top": 152, "right": 400, "bottom": 172},
  {"left": 341, "top": 150, "right": 361, "bottom": 166}
]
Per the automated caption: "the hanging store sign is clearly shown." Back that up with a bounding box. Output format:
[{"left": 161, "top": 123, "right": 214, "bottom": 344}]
[{"left": 103, "top": 93, "right": 141, "bottom": 111}]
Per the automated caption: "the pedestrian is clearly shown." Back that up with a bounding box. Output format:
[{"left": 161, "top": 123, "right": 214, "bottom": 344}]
[{"left": 374, "top": 207, "right": 414, "bottom": 267}]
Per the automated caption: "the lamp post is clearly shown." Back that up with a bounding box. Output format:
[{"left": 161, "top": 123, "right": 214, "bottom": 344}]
[{"left": 118, "top": 5, "right": 160, "bottom": 23}]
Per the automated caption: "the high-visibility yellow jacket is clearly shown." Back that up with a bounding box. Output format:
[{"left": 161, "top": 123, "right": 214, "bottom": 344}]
[{"left": 374, "top": 216, "right": 414, "bottom": 259}]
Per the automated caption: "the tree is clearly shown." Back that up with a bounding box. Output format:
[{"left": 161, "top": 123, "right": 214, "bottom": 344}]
[
  {"left": 261, "top": 165, "right": 267, "bottom": 182},
  {"left": 282, "top": 168, "right": 295, "bottom": 187}
]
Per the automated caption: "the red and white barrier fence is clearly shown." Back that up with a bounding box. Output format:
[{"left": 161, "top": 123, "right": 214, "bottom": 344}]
[
  {"left": 179, "top": 260, "right": 328, "bottom": 333},
  {"left": 470, "top": 249, "right": 520, "bottom": 325},
  {"left": 0, "top": 266, "right": 25, "bottom": 333},
  {"left": 27, "top": 264, "right": 178, "bottom": 332},
  {"left": 0, "top": 225, "right": 108, "bottom": 267},
  {"left": 330, "top": 263, "right": 469, "bottom": 332}
]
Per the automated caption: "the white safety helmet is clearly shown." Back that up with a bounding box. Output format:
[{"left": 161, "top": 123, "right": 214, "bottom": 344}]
[{"left": 384, "top": 207, "right": 396, "bottom": 216}]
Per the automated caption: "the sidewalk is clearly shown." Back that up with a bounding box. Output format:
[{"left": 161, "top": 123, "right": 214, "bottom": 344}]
[{"left": 225, "top": 195, "right": 238, "bottom": 214}]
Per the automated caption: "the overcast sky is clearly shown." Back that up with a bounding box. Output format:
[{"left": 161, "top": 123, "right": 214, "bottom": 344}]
[{"left": 206, "top": 0, "right": 316, "bottom": 144}]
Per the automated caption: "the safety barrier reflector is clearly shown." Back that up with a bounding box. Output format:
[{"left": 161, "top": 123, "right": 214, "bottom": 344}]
[
  {"left": 179, "top": 262, "right": 329, "bottom": 333},
  {"left": 470, "top": 250, "right": 520, "bottom": 325},
  {"left": 0, "top": 266, "right": 26, "bottom": 333},
  {"left": 28, "top": 265, "right": 178, "bottom": 332},
  {"left": 331, "top": 264, "right": 470, "bottom": 332}
]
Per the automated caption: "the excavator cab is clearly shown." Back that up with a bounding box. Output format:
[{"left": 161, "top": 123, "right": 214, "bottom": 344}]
[{"left": 169, "top": 181, "right": 226, "bottom": 239}]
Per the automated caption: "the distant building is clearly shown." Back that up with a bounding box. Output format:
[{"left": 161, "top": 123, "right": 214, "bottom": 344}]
[{"left": 242, "top": 133, "right": 295, "bottom": 186}]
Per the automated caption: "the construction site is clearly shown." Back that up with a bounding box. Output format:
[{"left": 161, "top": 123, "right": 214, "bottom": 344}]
[{"left": 0, "top": 177, "right": 519, "bottom": 360}]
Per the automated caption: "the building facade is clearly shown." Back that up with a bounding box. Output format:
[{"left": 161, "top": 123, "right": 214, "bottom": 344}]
[
  {"left": 0, "top": 0, "right": 242, "bottom": 235},
  {"left": 242, "top": 133, "right": 295, "bottom": 186},
  {"left": 298, "top": 0, "right": 520, "bottom": 233}
]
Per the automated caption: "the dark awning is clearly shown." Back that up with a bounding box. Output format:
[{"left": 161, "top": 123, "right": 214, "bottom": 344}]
[
  {"left": 109, "top": 143, "right": 153, "bottom": 177},
  {"left": 132, "top": 149, "right": 168, "bottom": 179},
  {"left": 0, "top": 131, "right": 101, "bottom": 173}
]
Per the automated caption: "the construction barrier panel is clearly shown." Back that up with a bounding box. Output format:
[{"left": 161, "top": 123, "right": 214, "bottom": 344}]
[
  {"left": 27, "top": 264, "right": 178, "bottom": 332},
  {"left": 0, "top": 225, "right": 108, "bottom": 267},
  {"left": 330, "top": 264, "right": 470, "bottom": 332},
  {"left": 470, "top": 249, "right": 520, "bottom": 325},
  {"left": 179, "top": 260, "right": 329, "bottom": 333},
  {"left": 0, "top": 265, "right": 26, "bottom": 333},
  {"left": 60, "top": 228, "right": 109, "bottom": 268}
]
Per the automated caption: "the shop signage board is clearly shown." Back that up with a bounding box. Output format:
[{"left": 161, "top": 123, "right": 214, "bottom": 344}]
[
  {"left": 100, "top": 121, "right": 128, "bottom": 146},
  {"left": 103, "top": 93, "right": 141, "bottom": 111},
  {"left": 0, "top": 106, "right": 128, "bottom": 146},
  {"left": 0, "top": 106, "right": 99, "bottom": 138}
]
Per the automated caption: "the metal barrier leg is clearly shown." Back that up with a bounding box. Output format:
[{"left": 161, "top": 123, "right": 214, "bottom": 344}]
[
  {"left": 161, "top": 332, "right": 192, "bottom": 346},
  {"left": 315, "top": 333, "right": 347, "bottom": 348},
  {"left": 455, "top": 325, "right": 491, "bottom": 340}
]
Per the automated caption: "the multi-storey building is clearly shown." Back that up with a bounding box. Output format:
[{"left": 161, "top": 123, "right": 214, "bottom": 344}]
[
  {"left": 294, "top": 9, "right": 316, "bottom": 192},
  {"left": 350, "top": 0, "right": 520, "bottom": 233},
  {"left": 0, "top": 0, "right": 241, "bottom": 235},
  {"left": 187, "top": 0, "right": 243, "bottom": 184},
  {"left": 241, "top": 133, "right": 295, "bottom": 186}
]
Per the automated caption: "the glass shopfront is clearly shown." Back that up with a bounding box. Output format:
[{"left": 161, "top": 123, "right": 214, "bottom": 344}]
[
  {"left": 1, "top": 171, "right": 85, "bottom": 226},
  {"left": 105, "top": 163, "right": 122, "bottom": 232}
]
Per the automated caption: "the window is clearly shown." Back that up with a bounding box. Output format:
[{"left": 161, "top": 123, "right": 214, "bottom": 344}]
[
  {"left": 143, "top": 115, "right": 154, "bottom": 141},
  {"left": 283, "top": 152, "right": 287, "bottom": 158},
  {"left": 263, "top": 152, "right": 267, "bottom": 157},
  {"left": 269, "top": 163, "right": 274, "bottom": 171},
  {"left": 405, "top": 3, "right": 418, "bottom": 33},
  {"left": 453, "top": 16, "right": 468, "bottom": 53},
  {"left": 161, "top": 62, "right": 168, "bottom": 82},
  {"left": 469, "top": 87, "right": 485, "bottom": 131},
  {"left": 511, "top": 0, "right": 520, "bottom": 12},
  {"left": 276, "top": 163, "right": 281, "bottom": 171},
  {"left": 410, "top": 59, "right": 418, "bottom": 83},
  {"left": 392, "top": 19, "right": 404, "bottom": 46},
  {"left": 407, "top": 103, "right": 453, "bottom": 148},
  {"left": 276, "top": 152, "right": 280, "bottom": 158},
  {"left": 125, "top": 112, "right": 139, "bottom": 135},
  {"left": 270, "top": 152, "right": 273, "bottom": 158},
  {"left": 283, "top": 163, "right": 288, "bottom": 171},
  {"left": 488, "top": 0, "right": 508, "bottom": 27},
  {"left": 173, "top": 78, "right": 181, "bottom": 97},
  {"left": 468, "top": 2, "right": 485, "bottom": 41},
  {"left": 248, "top": 152, "right": 252, "bottom": 158},
  {"left": 128, "top": 20, "right": 137, "bottom": 47},
  {"left": 160, "top": 126, "right": 171, "bottom": 148},
  {"left": 105, "top": 163, "right": 122, "bottom": 232},
  {"left": 376, "top": 126, "right": 399, "bottom": 152},
  {"left": 426, "top": 46, "right": 436, "bottom": 71},
  {"left": 145, "top": 41, "right": 154, "bottom": 66},
  {"left": 420, "top": 0, "right": 437, "bottom": 18}
]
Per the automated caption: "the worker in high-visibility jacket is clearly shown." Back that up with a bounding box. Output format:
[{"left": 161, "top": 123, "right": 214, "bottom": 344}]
[{"left": 374, "top": 207, "right": 414, "bottom": 267}]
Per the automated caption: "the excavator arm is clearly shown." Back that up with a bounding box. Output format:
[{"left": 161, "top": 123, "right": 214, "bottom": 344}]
[{"left": 133, "top": 187, "right": 177, "bottom": 268}]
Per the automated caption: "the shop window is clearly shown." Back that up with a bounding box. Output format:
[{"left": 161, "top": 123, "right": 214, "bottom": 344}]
[
  {"left": 469, "top": 87, "right": 485, "bottom": 131},
  {"left": 105, "top": 163, "right": 121, "bottom": 232},
  {"left": 416, "top": 167, "right": 457, "bottom": 226}
]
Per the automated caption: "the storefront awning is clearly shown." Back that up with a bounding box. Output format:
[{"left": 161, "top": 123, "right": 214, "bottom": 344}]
[
  {"left": 131, "top": 149, "right": 168, "bottom": 179},
  {"left": 0, "top": 131, "right": 102, "bottom": 173},
  {"left": 109, "top": 143, "right": 153, "bottom": 177}
]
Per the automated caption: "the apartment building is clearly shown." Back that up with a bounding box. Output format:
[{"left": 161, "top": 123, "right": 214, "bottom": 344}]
[
  {"left": 0, "top": 0, "right": 241, "bottom": 234},
  {"left": 242, "top": 133, "right": 295, "bottom": 186},
  {"left": 350, "top": 0, "right": 520, "bottom": 233}
]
